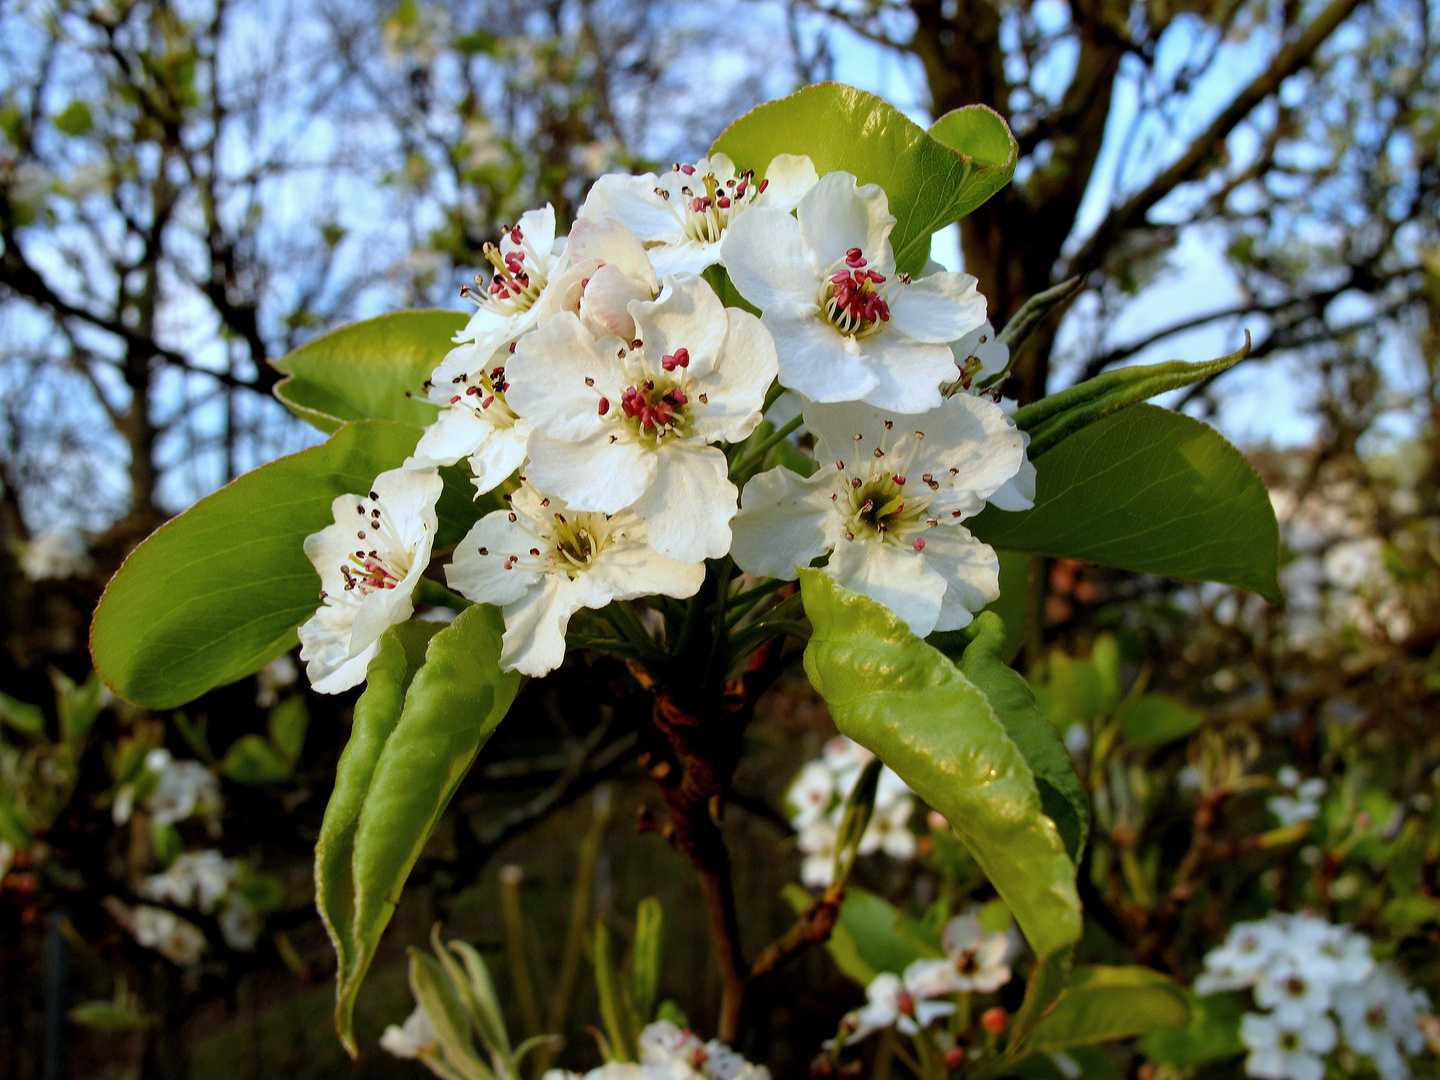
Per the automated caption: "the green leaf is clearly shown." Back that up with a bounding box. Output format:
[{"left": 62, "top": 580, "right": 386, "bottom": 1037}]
[
  {"left": 592, "top": 920, "right": 637, "bottom": 1061},
  {"left": 631, "top": 897, "right": 664, "bottom": 1024},
  {"left": 1010, "top": 1046, "right": 1120, "bottom": 1080},
  {"left": 787, "top": 884, "right": 941, "bottom": 987},
  {"left": 409, "top": 949, "right": 490, "bottom": 1079},
  {"left": 1117, "top": 694, "right": 1203, "bottom": 748},
  {"left": 69, "top": 1001, "right": 156, "bottom": 1031},
  {"left": 969, "top": 405, "right": 1281, "bottom": 602},
  {"left": 0, "top": 692, "right": 45, "bottom": 737},
  {"left": 799, "top": 571, "right": 1081, "bottom": 961},
  {"left": 335, "top": 606, "right": 520, "bottom": 1053},
  {"left": 51, "top": 669, "right": 103, "bottom": 742},
  {"left": 53, "top": 101, "right": 93, "bottom": 136},
  {"left": 220, "top": 735, "right": 292, "bottom": 784},
  {"left": 1014, "top": 343, "right": 1249, "bottom": 457},
  {"left": 1141, "top": 990, "right": 1245, "bottom": 1067},
  {"left": 267, "top": 695, "right": 308, "bottom": 765},
  {"left": 271, "top": 310, "right": 467, "bottom": 434},
  {"left": 711, "top": 84, "right": 1017, "bottom": 275},
  {"left": 318, "top": 622, "right": 443, "bottom": 1053},
  {"left": 91, "top": 420, "right": 422, "bottom": 709},
  {"left": 1017, "top": 966, "right": 1190, "bottom": 1056},
  {"left": 956, "top": 613, "right": 1089, "bottom": 862}
]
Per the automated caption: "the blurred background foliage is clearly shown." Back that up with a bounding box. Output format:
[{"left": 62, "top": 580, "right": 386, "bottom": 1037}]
[{"left": 3, "top": 0, "right": 1440, "bottom": 1077}]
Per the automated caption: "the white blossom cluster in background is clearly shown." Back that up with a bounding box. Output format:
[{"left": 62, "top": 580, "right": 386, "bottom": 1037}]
[
  {"left": 835, "top": 911, "right": 1016, "bottom": 1045},
  {"left": 108, "top": 749, "right": 268, "bottom": 961},
  {"left": 111, "top": 747, "right": 221, "bottom": 831},
  {"left": 18, "top": 529, "right": 93, "bottom": 581},
  {"left": 297, "top": 153, "right": 1036, "bottom": 688},
  {"left": 786, "top": 736, "right": 918, "bottom": 887},
  {"left": 1195, "top": 912, "right": 1431, "bottom": 1080},
  {"left": 383, "top": 1013, "right": 771, "bottom": 1080},
  {"left": 140, "top": 849, "right": 262, "bottom": 952},
  {"left": 1267, "top": 767, "right": 1326, "bottom": 827}
]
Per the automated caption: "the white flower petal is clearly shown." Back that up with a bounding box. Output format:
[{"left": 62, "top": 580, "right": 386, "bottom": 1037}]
[
  {"left": 827, "top": 538, "right": 947, "bottom": 637},
  {"left": 632, "top": 443, "right": 737, "bottom": 562},
  {"left": 854, "top": 335, "right": 954, "bottom": 413},
  {"left": 767, "top": 314, "right": 878, "bottom": 403},
  {"left": 630, "top": 274, "right": 731, "bottom": 381},
  {"left": 797, "top": 172, "right": 895, "bottom": 275},
  {"left": 752, "top": 153, "right": 819, "bottom": 211},
  {"left": 446, "top": 511, "right": 546, "bottom": 607},
  {"left": 580, "top": 173, "right": 685, "bottom": 244},
  {"left": 523, "top": 430, "right": 657, "bottom": 513},
  {"left": 731, "top": 466, "right": 838, "bottom": 580},
  {"left": 925, "top": 526, "right": 1001, "bottom": 632},
  {"left": 469, "top": 419, "right": 532, "bottom": 495},
  {"left": 888, "top": 272, "right": 987, "bottom": 344},
  {"left": 690, "top": 308, "right": 777, "bottom": 443},
  {"left": 507, "top": 313, "right": 624, "bottom": 442},
  {"left": 498, "top": 575, "right": 584, "bottom": 677},
  {"left": 719, "top": 207, "right": 818, "bottom": 311}
]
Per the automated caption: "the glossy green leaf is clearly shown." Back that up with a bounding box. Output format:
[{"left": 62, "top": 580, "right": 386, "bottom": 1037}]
[
  {"left": 800, "top": 571, "right": 1081, "bottom": 960},
  {"left": 957, "top": 613, "right": 1089, "bottom": 862},
  {"left": 1117, "top": 694, "right": 1204, "bottom": 748},
  {"left": 1142, "top": 990, "right": 1245, "bottom": 1067},
  {"left": 1014, "top": 344, "right": 1249, "bottom": 457},
  {"left": 337, "top": 606, "right": 520, "bottom": 1054},
  {"left": 91, "top": 420, "right": 423, "bottom": 709},
  {"left": 969, "top": 405, "right": 1281, "bottom": 602},
  {"left": 271, "top": 310, "right": 467, "bottom": 433},
  {"left": 1018, "top": 966, "right": 1190, "bottom": 1056},
  {"left": 711, "top": 84, "right": 1017, "bottom": 275}
]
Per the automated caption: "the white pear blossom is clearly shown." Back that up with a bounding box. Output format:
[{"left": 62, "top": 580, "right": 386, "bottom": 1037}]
[
  {"left": 254, "top": 653, "right": 298, "bottom": 708},
  {"left": 797, "top": 819, "right": 840, "bottom": 888},
  {"left": 142, "top": 749, "right": 222, "bottom": 828},
  {"left": 1267, "top": 767, "right": 1326, "bottom": 827},
  {"left": 1240, "top": 1011, "right": 1337, "bottom": 1080},
  {"left": 1254, "top": 965, "right": 1335, "bottom": 1025},
  {"left": 381, "top": 1004, "right": 440, "bottom": 1060},
  {"left": 113, "top": 902, "right": 208, "bottom": 965},
  {"left": 859, "top": 793, "right": 917, "bottom": 859},
  {"left": 581, "top": 153, "right": 818, "bottom": 275},
  {"left": 218, "top": 895, "right": 262, "bottom": 952},
  {"left": 786, "top": 760, "right": 835, "bottom": 829},
  {"left": 731, "top": 396, "right": 1024, "bottom": 636},
  {"left": 298, "top": 467, "right": 443, "bottom": 694},
  {"left": 446, "top": 483, "right": 705, "bottom": 677},
  {"left": 720, "top": 171, "right": 986, "bottom": 412},
  {"left": 1194, "top": 916, "right": 1292, "bottom": 993},
  {"left": 840, "top": 972, "right": 956, "bottom": 1045},
  {"left": 21, "top": 530, "right": 92, "bottom": 581},
  {"left": 548, "top": 1022, "right": 768, "bottom": 1080},
  {"left": 408, "top": 337, "right": 532, "bottom": 495},
  {"left": 538, "top": 215, "right": 659, "bottom": 343},
  {"left": 454, "top": 204, "right": 564, "bottom": 354},
  {"left": 904, "top": 912, "right": 1015, "bottom": 997},
  {"left": 141, "top": 850, "right": 237, "bottom": 914},
  {"left": 507, "top": 274, "right": 777, "bottom": 562},
  {"left": 1334, "top": 966, "right": 1430, "bottom": 1080},
  {"left": 948, "top": 319, "right": 1009, "bottom": 393}
]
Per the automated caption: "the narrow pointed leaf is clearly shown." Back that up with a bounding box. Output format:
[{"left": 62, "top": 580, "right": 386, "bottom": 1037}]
[
  {"left": 800, "top": 571, "right": 1081, "bottom": 961},
  {"left": 272, "top": 310, "right": 467, "bottom": 434},
  {"left": 409, "top": 949, "right": 490, "bottom": 1079},
  {"left": 969, "top": 405, "right": 1280, "bottom": 602},
  {"left": 631, "top": 898, "right": 663, "bottom": 1025},
  {"left": 318, "top": 621, "right": 443, "bottom": 1054},
  {"left": 336, "top": 606, "right": 521, "bottom": 1053},
  {"left": 712, "top": 84, "right": 1017, "bottom": 275},
  {"left": 91, "top": 420, "right": 423, "bottom": 708}
]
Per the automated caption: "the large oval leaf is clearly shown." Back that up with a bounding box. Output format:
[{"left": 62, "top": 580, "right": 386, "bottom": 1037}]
[
  {"left": 969, "top": 405, "right": 1281, "bottom": 602},
  {"left": 799, "top": 571, "right": 1081, "bottom": 960},
  {"left": 91, "top": 420, "right": 425, "bottom": 708},
  {"left": 711, "top": 84, "right": 1017, "bottom": 276},
  {"left": 272, "top": 310, "right": 467, "bottom": 433},
  {"left": 338, "top": 604, "right": 521, "bottom": 1052}
]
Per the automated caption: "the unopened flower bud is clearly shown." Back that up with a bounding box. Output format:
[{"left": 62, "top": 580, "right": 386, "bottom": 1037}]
[{"left": 981, "top": 1007, "right": 1007, "bottom": 1035}]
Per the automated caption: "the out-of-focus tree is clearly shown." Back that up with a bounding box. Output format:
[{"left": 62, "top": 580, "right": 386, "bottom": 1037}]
[
  {"left": 799, "top": 0, "right": 1440, "bottom": 419},
  {"left": 0, "top": 0, "right": 781, "bottom": 553}
]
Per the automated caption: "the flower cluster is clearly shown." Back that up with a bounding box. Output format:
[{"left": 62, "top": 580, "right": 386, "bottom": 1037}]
[
  {"left": 1267, "top": 766, "right": 1326, "bottom": 827},
  {"left": 837, "top": 911, "right": 1016, "bottom": 1045},
  {"left": 1196, "top": 912, "right": 1431, "bottom": 1080},
  {"left": 298, "top": 154, "right": 1033, "bottom": 687},
  {"left": 140, "top": 849, "right": 263, "bottom": 952},
  {"left": 112, "top": 747, "right": 222, "bottom": 830},
  {"left": 786, "top": 736, "right": 917, "bottom": 887}
]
